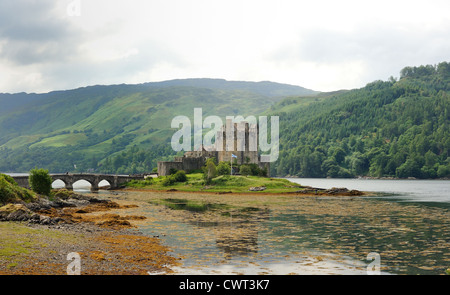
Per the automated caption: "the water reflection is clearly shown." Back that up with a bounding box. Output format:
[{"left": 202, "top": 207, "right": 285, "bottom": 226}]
[
  {"left": 94, "top": 190, "right": 449, "bottom": 275},
  {"left": 159, "top": 199, "right": 271, "bottom": 259}
]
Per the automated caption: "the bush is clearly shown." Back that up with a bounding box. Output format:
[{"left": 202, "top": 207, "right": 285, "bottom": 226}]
[
  {"left": 239, "top": 165, "right": 252, "bottom": 176},
  {"left": 29, "top": 168, "right": 52, "bottom": 196},
  {"left": 0, "top": 173, "right": 18, "bottom": 185},
  {"left": 217, "top": 162, "right": 231, "bottom": 175},
  {"left": 161, "top": 170, "right": 187, "bottom": 186},
  {"left": 203, "top": 159, "right": 217, "bottom": 184},
  {"left": 161, "top": 176, "right": 175, "bottom": 186},
  {"left": 173, "top": 170, "right": 187, "bottom": 182},
  {"left": 0, "top": 174, "right": 35, "bottom": 204}
]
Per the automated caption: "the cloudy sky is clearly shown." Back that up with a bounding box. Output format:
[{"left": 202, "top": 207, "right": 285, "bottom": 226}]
[{"left": 0, "top": 0, "right": 449, "bottom": 93}]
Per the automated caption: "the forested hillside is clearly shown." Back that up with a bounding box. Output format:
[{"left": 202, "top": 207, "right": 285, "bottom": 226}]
[
  {"left": 271, "top": 62, "right": 450, "bottom": 178},
  {"left": 0, "top": 79, "right": 314, "bottom": 173}
]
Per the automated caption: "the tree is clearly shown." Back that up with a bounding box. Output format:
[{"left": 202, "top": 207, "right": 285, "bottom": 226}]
[
  {"left": 332, "top": 147, "right": 346, "bottom": 164},
  {"left": 203, "top": 159, "right": 217, "bottom": 184},
  {"left": 29, "top": 168, "right": 52, "bottom": 196},
  {"left": 396, "top": 158, "right": 422, "bottom": 178}
]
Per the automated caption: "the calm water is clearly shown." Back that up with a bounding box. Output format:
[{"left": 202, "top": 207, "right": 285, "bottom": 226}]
[
  {"left": 97, "top": 178, "right": 449, "bottom": 275},
  {"left": 287, "top": 178, "right": 450, "bottom": 207}
]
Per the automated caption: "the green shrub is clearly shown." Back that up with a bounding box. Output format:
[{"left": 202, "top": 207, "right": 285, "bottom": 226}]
[
  {"left": 0, "top": 173, "right": 17, "bottom": 186},
  {"left": 173, "top": 170, "right": 187, "bottom": 182},
  {"left": 161, "top": 170, "right": 187, "bottom": 186},
  {"left": 29, "top": 168, "right": 53, "bottom": 196},
  {"left": 217, "top": 162, "right": 231, "bottom": 175},
  {"left": 239, "top": 165, "right": 252, "bottom": 176},
  {"left": 203, "top": 159, "right": 217, "bottom": 184},
  {"left": 161, "top": 176, "right": 175, "bottom": 186},
  {"left": 0, "top": 174, "right": 35, "bottom": 204}
]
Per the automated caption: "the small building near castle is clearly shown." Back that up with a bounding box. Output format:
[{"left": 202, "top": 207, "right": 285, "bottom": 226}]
[{"left": 157, "top": 119, "right": 270, "bottom": 176}]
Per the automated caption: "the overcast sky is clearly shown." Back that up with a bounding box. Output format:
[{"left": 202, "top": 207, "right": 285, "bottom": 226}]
[{"left": 0, "top": 0, "right": 449, "bottom": 93}]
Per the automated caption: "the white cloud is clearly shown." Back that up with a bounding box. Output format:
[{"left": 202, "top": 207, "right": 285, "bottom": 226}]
[{"left": 0, "top": 0, "right": 449, "bottom": 93}]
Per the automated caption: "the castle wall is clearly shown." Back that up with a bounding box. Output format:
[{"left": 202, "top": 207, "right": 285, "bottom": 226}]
[
  {"left": 181, "top": 157, "right": 207, "bottom": 172},
  {"left": 157, "top": 161, "right": 184, "bottom": 176}
]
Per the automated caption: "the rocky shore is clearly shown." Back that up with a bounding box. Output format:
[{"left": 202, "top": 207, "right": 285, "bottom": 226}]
[
  {"left": 1, "top": 192, "right": 104, "bottom": 225},
  {"left": 0, "top": 189, "right": 180, "bottom": 275}
]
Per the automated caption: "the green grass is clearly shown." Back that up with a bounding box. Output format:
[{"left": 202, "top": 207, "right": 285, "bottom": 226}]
[
  {"left": 30, "top": 133, "right": 87, "bottom": 148},
  {"left": 0, "top": 222, "right": 79, "bottom": 268},
  {"left": 127, "top": 173, "right": 303, "bottom": 193},
  {"left": 0, "top": 174, "right": 36, "bottom": 204}
]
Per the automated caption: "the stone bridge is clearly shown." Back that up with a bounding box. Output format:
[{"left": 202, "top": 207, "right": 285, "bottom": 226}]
[{"left": 12, "top": 173, "right": 145, "bottom": 192}]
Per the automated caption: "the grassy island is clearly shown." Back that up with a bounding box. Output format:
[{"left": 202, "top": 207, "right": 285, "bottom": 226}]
[{"left": 125, "top": 172, "right": 364, "bottom": 196}]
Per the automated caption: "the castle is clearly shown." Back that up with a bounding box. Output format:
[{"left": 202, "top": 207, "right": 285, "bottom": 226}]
[{"left": 157, "top": 119, "right": 270, "bottom": 176}]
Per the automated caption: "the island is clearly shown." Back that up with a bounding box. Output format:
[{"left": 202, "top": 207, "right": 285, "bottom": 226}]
[{"left": 125, "top": 171, "right": 364, "bottom": 196}]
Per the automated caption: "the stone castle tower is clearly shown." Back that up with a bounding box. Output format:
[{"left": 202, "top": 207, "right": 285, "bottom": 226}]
[
  {"left": 158, "top": 119, "right": 269, "bottom": 176},
  {"left": 216, "top": 119, "right": 259, "bottom": 165}
]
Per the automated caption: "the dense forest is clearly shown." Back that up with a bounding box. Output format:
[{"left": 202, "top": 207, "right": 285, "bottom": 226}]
[{"left": 271, "top": 62, "right": 450, "bottom": 178}]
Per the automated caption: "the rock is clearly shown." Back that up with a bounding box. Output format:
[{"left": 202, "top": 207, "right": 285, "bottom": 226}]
[
  {"left": 7, "top": 210, "right": 29, "bottom": 221},
  {"left": 51, "top": 199, "right": 77, "bottom": 208},
  {"left": 348, "top": 190, "right": 363, "bottom": 196},
  {"left": 249, "top": 186, "right": 266, "bottom": 191},
  {"left": 30, "top": 213, "right": 41, "bottom": 221},
  {"left": 24, "top": 198, "right": 52, "bottom": 211},
  {"left": 67, "top": 198, "right": 90, "bottom": 206},
  {"left": 39, "top": 215, "right": 54, "bottom": 225},
  {"left": 325, "top": 187, "right": 349, "bottom": 194},
  {"left": 0, "top": 204, "right": 32, "bottom": 221}
]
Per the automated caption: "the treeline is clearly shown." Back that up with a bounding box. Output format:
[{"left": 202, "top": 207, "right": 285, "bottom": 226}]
[
  {"left": 0, "top": 131, "right": 175, "bottom": 174},
  {"left": 97, "top": 144, "right": 175, "bottom": 174},
  {"left": 272, "top": 62, "right": 450, "bottom": 178}
]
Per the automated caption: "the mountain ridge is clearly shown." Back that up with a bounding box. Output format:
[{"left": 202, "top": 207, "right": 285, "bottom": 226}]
[
  {"left": 0, "top": 78, "right": 317, "bottom": 173},
  {"left": 0, "top": 63, "right": 448, "bottom": 179}
]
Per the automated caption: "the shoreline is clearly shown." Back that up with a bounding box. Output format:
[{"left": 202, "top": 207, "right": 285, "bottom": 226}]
[
  {"left": 0, "top": 191, "right": 180, "bottom": 275},
  {"left": 120, "top": 186, "right": 368, "bottom": 197},
  {"left": 2, "top": 186, "right": 448, "bottom": 275}
]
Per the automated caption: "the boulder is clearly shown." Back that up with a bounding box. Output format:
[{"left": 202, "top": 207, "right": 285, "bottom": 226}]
[
  {"left": 249, "top": 186, "right": 266, "bottom": 191},
  {"left": 0, "top": 204, "right": 32, "bottom": 221}
]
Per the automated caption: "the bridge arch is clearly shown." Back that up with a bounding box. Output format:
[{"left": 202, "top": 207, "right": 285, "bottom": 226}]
[
  {"left": 52, "top": 179, "right": 67, "bottom": 189},
  {"left": 72, "top": 179, "right": 95, "bottom": 191},
  {"left": 98, "top": 179, "right": 111, "bottom": 190}
]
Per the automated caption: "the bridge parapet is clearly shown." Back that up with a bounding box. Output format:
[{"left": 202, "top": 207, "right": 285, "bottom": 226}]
[{"left": 11, "top": 173, "right": 144, "bottom": 192}]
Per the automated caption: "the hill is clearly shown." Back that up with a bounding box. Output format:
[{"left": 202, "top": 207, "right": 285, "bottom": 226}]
[
  {"left": 1, "top": 63, "right": 448, "bottom": 179},
  {"left": 270, "top": 62, "right": 450, "bottom": 179},
  {"left": 0, "top": 79, "right": 316, "bottom": 173}
]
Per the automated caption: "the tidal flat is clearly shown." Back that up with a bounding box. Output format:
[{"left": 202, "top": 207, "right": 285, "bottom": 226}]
[{"left": 102, "top": 189, "right": 450, "bottom": 275}]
